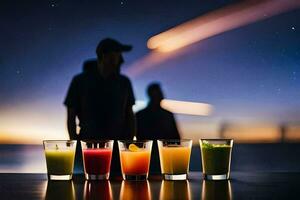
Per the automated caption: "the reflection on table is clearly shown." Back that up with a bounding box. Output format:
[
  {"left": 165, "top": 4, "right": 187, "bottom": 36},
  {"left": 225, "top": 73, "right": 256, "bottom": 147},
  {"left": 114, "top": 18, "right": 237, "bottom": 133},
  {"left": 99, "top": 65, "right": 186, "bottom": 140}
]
[
  {"left": 201, "top": 180, "right": 232, "bottom": 200},
  {"left": 120, "top": 180, "right": 151, "bottom": 200},
  {"left": 45, "top": 180, "right": 75, "bottom": 200},
  {"left": 160, "top": 180, "right": 191, "bottom": 200},
  {"left": 84, "top": 180, "right": 113, "bottom": 200},
  {"left": 2, "top": 173, "right": 300, "bottom": 199}
]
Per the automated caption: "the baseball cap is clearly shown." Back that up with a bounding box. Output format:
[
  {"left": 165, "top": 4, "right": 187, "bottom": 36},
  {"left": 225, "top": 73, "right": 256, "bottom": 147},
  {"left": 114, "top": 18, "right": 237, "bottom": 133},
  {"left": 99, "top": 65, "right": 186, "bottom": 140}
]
[{"left": 96, "top": 38, "right": 132, "bottom": 55}]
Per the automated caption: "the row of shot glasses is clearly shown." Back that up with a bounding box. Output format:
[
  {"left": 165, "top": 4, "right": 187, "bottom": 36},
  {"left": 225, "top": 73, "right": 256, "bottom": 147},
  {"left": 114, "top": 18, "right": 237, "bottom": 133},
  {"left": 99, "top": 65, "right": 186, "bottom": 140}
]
[{"left": 43, "top": 139, "right": 233, "bottom": 181}]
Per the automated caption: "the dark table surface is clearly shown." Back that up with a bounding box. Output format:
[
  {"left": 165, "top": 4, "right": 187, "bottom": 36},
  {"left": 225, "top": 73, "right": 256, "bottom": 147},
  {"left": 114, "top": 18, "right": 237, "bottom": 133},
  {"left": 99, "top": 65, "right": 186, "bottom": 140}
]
[{"left": 1, "top": 172, "right": 300, "bottom": 200}]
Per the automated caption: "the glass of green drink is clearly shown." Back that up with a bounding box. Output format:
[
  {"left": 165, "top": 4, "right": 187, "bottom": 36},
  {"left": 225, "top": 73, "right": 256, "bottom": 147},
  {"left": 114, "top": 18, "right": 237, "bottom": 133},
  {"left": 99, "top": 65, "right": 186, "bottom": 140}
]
[
  {"left": 199, "top": 139, "right": 233, "bottom": 180},
  {"left": 43, "top": 140, "right": 77, "bottom": 180}
]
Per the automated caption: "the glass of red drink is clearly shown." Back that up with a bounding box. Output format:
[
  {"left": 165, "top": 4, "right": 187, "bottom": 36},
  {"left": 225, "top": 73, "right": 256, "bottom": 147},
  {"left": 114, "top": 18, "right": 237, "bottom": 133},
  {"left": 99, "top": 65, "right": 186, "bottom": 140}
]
[{"left": 81, "top": 140, "right": 114, "bottom": 180}]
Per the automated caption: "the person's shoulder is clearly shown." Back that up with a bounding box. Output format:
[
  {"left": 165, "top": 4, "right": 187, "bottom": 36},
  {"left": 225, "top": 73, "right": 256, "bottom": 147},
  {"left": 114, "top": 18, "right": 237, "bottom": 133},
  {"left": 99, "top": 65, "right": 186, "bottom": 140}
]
[
  {"left": 119, "top": 74, "right": 132, "bottom": 84},
  {"left": 72, "top": 71, "right": 93, "bottom": 83},
  {"left": 136, "top": 107, "right": 149, "bottom": 117},
  {"left": 136, "top": 108, "right": 146, "bottom": 114},
  {"left": 72, "top": 72, "right": 85, "bottom": 81},
  {"left": 161, "top": 107, "right": 174, "bottom": 116}
]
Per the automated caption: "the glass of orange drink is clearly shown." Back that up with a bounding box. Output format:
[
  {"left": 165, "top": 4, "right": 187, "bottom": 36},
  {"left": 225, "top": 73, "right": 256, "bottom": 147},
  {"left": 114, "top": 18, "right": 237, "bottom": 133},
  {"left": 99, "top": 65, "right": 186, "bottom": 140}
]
[{"left": 118, "top": 140, "right": 153, "bottom": 180}]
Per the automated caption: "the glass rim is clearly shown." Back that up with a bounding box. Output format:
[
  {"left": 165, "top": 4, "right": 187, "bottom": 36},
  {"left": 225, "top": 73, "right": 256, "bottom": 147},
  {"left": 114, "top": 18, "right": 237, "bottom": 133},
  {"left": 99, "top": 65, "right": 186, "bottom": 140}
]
[
  {"left": 157, "top": 139, "right": 192, "bottom": 142},
  {"left": 199, "top": 138, "right": 233, "bottom": 141},
  {"left": 117, "top": 139, "right": 153, "bottom": 143},
  {"left": 80, "top": 139, "right": 114, "bottom": 143},
  {"left": 43, "top": 140, "right": 77, "bottom": 143}
]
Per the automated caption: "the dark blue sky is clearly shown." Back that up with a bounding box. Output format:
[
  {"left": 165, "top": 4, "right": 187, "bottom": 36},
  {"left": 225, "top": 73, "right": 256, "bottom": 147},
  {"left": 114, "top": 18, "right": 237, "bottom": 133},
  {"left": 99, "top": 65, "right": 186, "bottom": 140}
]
[{"left": 0, "top": 0, "right": 300, "bottom": 132}]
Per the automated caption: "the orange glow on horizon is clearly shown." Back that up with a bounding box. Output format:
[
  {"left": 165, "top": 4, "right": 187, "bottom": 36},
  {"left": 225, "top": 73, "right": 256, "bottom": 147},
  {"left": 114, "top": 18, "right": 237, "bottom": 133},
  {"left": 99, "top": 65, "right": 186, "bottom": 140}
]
[
  {"left": 223, "top": 123, "right": 281, "bottom": 143},
  {"left": 1, "top": 100, "right": 299, "bottom": 144},
  {"left": 0, "top": 102, "right": 69, "bottom": 144}
]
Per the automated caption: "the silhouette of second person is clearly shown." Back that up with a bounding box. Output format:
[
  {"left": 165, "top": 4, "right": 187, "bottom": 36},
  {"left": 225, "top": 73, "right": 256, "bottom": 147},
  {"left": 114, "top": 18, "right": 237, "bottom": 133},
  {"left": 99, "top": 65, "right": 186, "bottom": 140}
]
[
  {"left": 136, "top": 83, "right": 180, "bottom": 139},
  {"left": 136, "top": 82, "right": 180, "bottom": 173}
]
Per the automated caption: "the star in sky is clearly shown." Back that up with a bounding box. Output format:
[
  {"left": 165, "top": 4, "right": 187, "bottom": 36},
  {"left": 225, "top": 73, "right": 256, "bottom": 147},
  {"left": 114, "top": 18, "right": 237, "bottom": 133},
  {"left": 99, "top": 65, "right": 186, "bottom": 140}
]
[
  {"left": 291, "top": 71, "right": 297, "bottom": 81},
  {"left": 277, "top": 88, "right": 281, "bottom": 94},
  {"left": 291, "top": 26, "right": 296, "bottom": 31},
  {"left": 280, "top": 48, "right": 286, "bottom": 54},
  {"left": 48, "top": 25, "right": 55, "bottom": 31},
  {"left": 259, "top": 84, "right": 265, "bottom": 88},
  {"left": 49, "top": 1, "right": 58, "bottom": 8},
  {"left": 15, "top": 66, "right": 23, "bottom": 76}
]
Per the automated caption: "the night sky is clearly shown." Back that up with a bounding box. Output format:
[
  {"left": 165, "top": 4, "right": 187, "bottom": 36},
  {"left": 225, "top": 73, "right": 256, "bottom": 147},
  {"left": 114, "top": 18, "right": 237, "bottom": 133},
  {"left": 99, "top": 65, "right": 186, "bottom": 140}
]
[{"left": 0, "top": 0, "right": 299, "bottom": 143}]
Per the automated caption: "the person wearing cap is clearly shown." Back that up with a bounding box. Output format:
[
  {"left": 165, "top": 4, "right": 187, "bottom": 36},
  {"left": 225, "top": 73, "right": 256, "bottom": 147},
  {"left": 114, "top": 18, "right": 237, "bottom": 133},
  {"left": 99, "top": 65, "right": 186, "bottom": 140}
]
[{"left": 64, "top": 38, "right": 136, "bottom": 174}]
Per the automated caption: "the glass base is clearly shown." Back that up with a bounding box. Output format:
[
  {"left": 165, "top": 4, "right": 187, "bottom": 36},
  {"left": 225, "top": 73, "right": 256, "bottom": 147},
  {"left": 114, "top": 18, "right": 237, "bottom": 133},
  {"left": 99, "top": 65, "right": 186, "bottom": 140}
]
[
  {"left": 85, "top": 173, "right": 109, "bottom": 180},
  {"left": 163, "top": 174, "right": 187, "bottom": 180},
  {"left": 48, "top": 174, "right": 72, "bottom": 180},
  {"left": 122, "top": 174, "right": 148, "bottom": 181},
  {"left": 203, "top": 173, "right": 229, "bottom": 180}
]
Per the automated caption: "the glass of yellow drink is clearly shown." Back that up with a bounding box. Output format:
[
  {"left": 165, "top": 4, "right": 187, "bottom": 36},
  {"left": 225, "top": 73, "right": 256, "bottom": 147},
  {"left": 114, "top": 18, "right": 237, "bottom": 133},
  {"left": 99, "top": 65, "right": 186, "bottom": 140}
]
[
  {"left": 43, "top": 140, "right": 77, "bottom": 180},
  {"left": 157, "top": 139, "right": 192, "bottom": 180},
  {"left": 118, "top": 140, "right": 153, "bottom": 180},
  {"left": 200, "top": 139, "right": 233, "bottom": 180}
]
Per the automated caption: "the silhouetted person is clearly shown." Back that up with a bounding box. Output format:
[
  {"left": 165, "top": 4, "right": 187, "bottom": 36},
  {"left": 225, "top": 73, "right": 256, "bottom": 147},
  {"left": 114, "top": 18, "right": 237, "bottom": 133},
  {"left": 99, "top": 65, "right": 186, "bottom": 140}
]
[
  {"left": 136, "top": 82, "right": 180, "bottom": 173},
  {"left": 64, "top": 38, "right": 136, "bottom": 175},
  {"left": 219, "top": 121, "right": 229, "bottom": 139},
  {"left": 279, "top": 123, "right": 287, "bottom": 143}
]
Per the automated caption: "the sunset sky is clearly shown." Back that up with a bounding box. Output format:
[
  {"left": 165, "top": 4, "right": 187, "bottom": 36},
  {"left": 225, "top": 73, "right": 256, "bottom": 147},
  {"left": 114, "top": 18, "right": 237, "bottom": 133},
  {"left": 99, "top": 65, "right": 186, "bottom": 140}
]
[{"left": 1, "top": 0, "right": 300, "bottom": 143}]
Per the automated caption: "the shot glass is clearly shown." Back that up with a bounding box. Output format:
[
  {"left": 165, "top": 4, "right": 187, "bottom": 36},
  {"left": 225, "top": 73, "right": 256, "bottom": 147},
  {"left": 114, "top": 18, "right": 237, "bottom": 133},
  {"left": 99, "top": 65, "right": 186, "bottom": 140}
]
[
  {"left": 157, "top": 139, "right": 192, "bottom": 180},
  {"left": 118, "top": 140, "right": 152, "bottom": 180},
  {"left": 81, "top": 140, "right": 114, "bottom": 180},
  {"left": 43, "top": 140, "right": 77, "bottom": 180},
  {"left": 200, "top": 139, "right": 233, "bottom": 180}
]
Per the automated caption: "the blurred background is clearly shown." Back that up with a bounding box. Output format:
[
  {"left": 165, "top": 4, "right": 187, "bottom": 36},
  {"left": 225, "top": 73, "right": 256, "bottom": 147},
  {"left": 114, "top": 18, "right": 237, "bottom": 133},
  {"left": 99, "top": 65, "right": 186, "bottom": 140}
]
[{"left": 1, "top": 0, "right": 300, "bottom": 173}]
